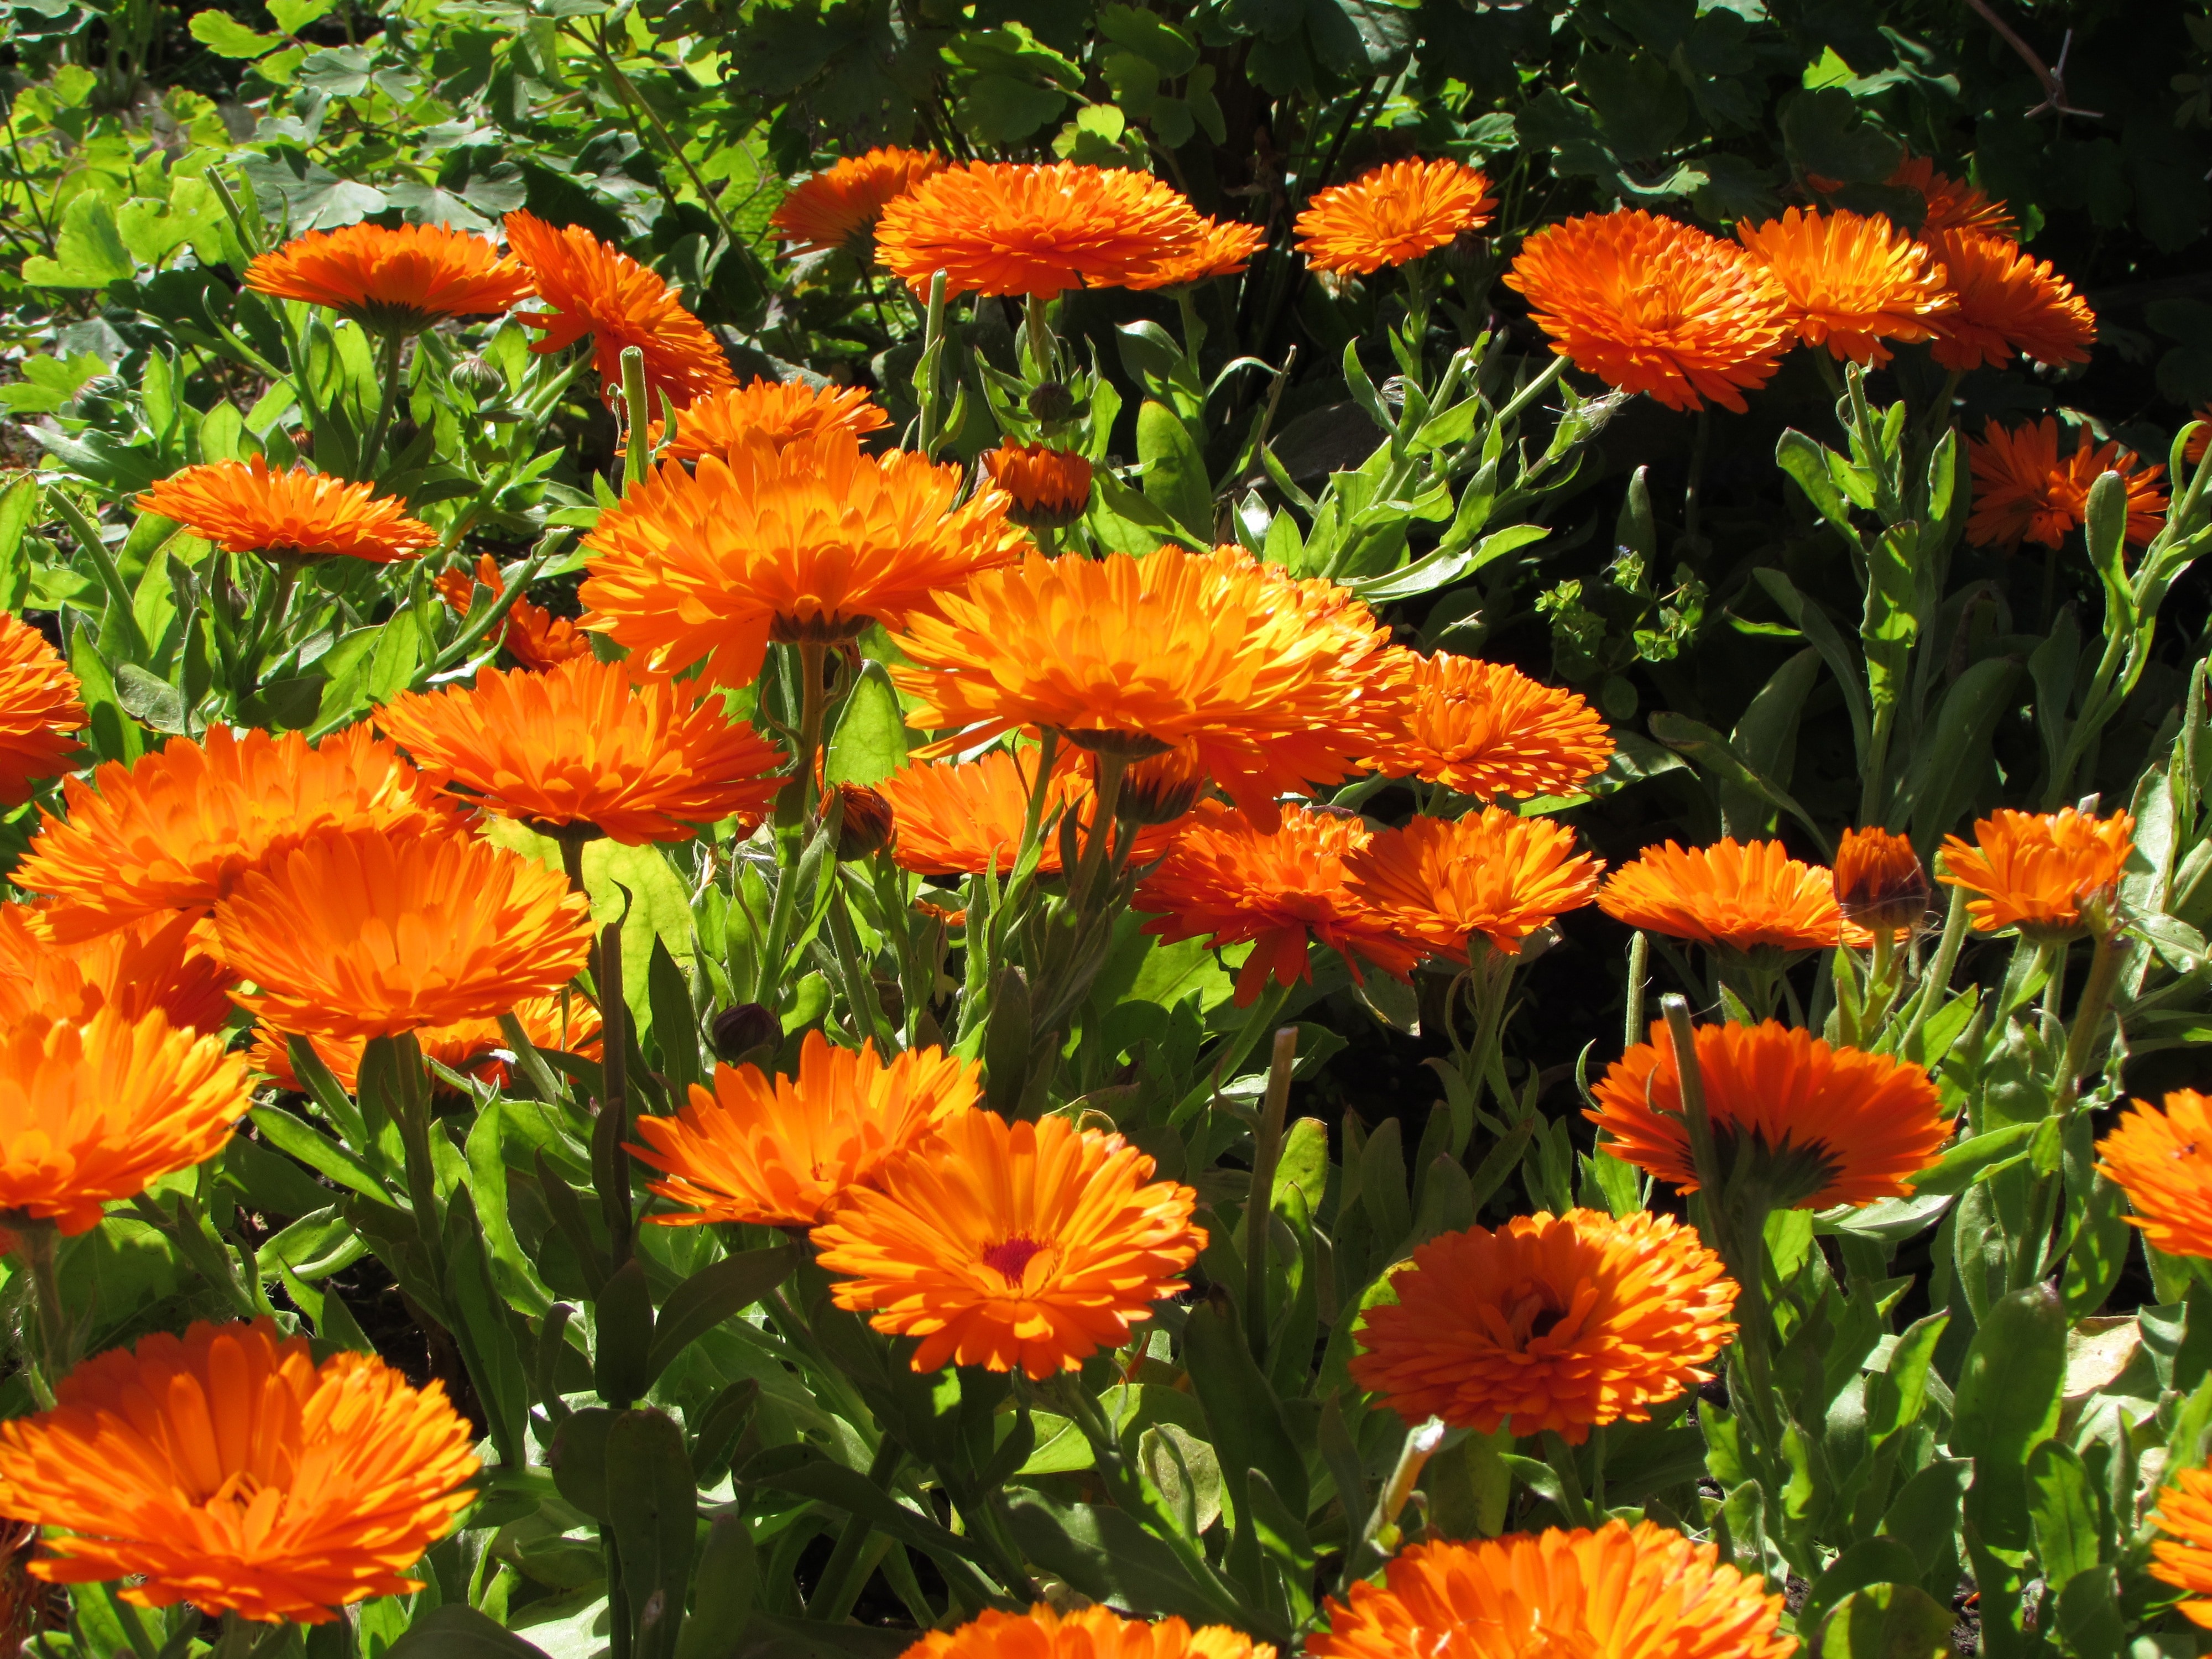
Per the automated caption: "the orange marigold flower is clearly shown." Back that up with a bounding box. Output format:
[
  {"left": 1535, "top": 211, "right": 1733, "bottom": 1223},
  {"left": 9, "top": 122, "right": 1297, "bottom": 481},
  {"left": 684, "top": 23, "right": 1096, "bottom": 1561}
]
[
  {"left": 1590, "top": 1019, "right": 1949, "bottom": 1209},
  {"left": 1112, "top": 739, "right": 1208, "bottom": 827},
  {"left": 1965, "top": 418, "right": 2167, "bottom": 552},
  {"left": 2186, "top": 406, "right": 2210, "bottom": 468},
  {"left": 0, "top": 613, "right": 85, "bottom": 806},
  {"left": 1736, "top": 207, "right": 1954, "bottom": 366},
  {"left": 1308, "top": 1525, "right": 1792, "bottom": 1659},
  {"left": 377, "top": 655, "right": 786, "bottom": 845},
  {"left": 654, "top": 377, "right": 890, "bottom": 463},
  {"left": 771, "top": 147, "right": 947, "bottom": 257},
  {"left": 0, "top": 1003, "right": 249, "bottom": 1235},
  {"left": 1342, "top": 808, "right": 1604, "bottom": 965},
  {"left": 137, "top": 458, "right": 436, "bottom": 566},
  {"left": 16, "top": 724, "right": 459, "bottom": 945},
  {"left": 1833, "top": 824, "right": 1930, "bottom": 941},
  {"left": 436, "top": 556, "right": 593, "bottom": 670},
  {"left": 253, "top": 991, "right": 601, "bottom": 1097},
  {"left": 582, "top": 429, "right": 1028, "bottom": 687},
  {"left": 0, "top": 907, "right": 237, "bottom": 1033},
  {"left": 1295, "top": 158, "right": 1495, "bottom": 276},
  {"left": 2098, "top": 1089, "right": 2212, "bottom": 1260},
  {"left": 876, "top": 749, "right": 1184, "bottom": 877},
  {"left": 2154, "top": 1467, "right": 2212, "bottom": 1627},
  {"left": 214, "top": 825, "right": 594, "bottom": 1041},
  {"left": 826, "top": 780, "right": 896, "bottom": 859},
  {"left": 630, "top": 1029, "right": 978, "bottom": 1230},
  {"left": 1926, "top": 228, "right": 2096, "bottom": 373},
  {"left": 907, "top": 1605, "right": 1273, "bottom": 1659},
  {"left": 1937, "top": 806, "right": 2135, "bottom": 938},
  {"left": 812, "top": 1109, "right": 1205, "bottom": 1378},
  {"left": 875, "top": 161, "right": 1204, "bottom": 298},
  {"left": 1506, "top": 210, "right": 1791, "bottom": 414},
  {"left": 504, "top": 210, "right": 735, "bottom": 406},
  {"left": 982, "top": 442, "right": 1094, "bottom": 530},
  {"left": 0, "top": 1319, "right": 477, "bottom": 1622},
  {"left": 1598, "top": 838, "right": 1839, "bottom": 954},
  {"left": 1127, "top": 216, "right": 1269, "bottom": 290},
  {"left": 243, "top": 222, "right": 533, "bottom": 335},
  {"left": 1890, "top": 150, "right": 2016, "bottom": 237},
  {"left": 1349, "top": 1209, "right": 1735, "bottom": 1441},
  {"left": 1366, "top": 651, "right": 1614, "bottom": 799}
]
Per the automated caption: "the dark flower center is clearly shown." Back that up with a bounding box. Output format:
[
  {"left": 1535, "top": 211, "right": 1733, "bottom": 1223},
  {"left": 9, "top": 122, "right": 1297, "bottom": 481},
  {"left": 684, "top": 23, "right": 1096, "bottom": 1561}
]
[{"left": 982, "top": 1235, "right": 1048, "bottom": 1286}]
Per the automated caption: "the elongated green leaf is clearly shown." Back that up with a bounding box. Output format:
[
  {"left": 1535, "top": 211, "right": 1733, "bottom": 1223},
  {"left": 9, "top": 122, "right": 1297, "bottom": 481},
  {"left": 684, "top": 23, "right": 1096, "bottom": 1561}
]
[{"left": 644, "top": 1245, "right": 796, "bottom": 1387}]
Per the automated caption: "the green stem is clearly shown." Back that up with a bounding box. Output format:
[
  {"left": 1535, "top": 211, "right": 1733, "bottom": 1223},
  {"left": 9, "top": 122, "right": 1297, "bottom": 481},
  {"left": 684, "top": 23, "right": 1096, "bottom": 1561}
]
[
  {"left": 619, "top": 345, "right": 651, "bottom": 495},
  {"left": 598, "top": 919, "right": 634, "bottom": 1268},
  {"left": 1682, "top": 406, "right": 1710, "bottom": 545},
  {"left": 1070, "top": 751, "right": 1128, "bottom": 910},
  {"left": 1623, "top": 931, "right": 1650, "bottom": 1052},
  {"left": 49, "top": 487, "right": 151, "bottom": 666},
  {"left": 1023, "top": 294, "right": 1053, "bottom": 387},
  {"left": 807, "top": 1438, "right": 902, "bottom": 1619},
  {"left": 1494, "top": 352, "right": 1569, "bottom": 430},
  {"left": 18, "top": 1222, "right": 69, "bottom": 1404},
  {"left": 360, "top": 328, "right": 407, "bottom": 481},
  {"left": 1244, "top": 1024, "right": 1300, "bottom": 1364},
  {"left": 2053, "top": 924, "right": 2126, "bottom": 1121},
  {"left": 827, "top": 880, "right": 886, "bottom": 1050},
  {"left": 1541, "top": 1430, "right": 1595, "bottom": 1528},
  {"left": 1899, "top": 881, "right": 1970, "bottom": 1055},
  {"left": 1173, "top": 978, "right": 1296, "bottom": 1122},
  {"left": 916, "top": 271, "right": 950, "bottom": 457}
]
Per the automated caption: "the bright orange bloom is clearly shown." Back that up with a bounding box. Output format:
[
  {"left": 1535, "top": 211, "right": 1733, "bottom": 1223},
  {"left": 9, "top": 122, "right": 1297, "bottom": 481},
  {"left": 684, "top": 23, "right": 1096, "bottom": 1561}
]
[
  {"left": 1350, "top": 1209, "right": 1735, "bottom": 1441},
  {"left": 1127, "top": 217, "right": 1268, "bottom": 290},
  {"left": 0, "top": 907, "right": 237, "bottom": 1033},
  {"left": 1965, "top": 418, "right": 2167, "bottom": 552},
  {"left": 0, "top": 613, "right": 84, "bottom": 806},
  {"left": 137, "top": 458, "right": 436, "bottom": 565},
  {"left": 630, "top": 1030, "right": 978, "bottom": 1229},
  {"left": 875, "top": 161, "right": 1204, "bottom": 298},
  {"left": 503, "top": 211, "right": 735, "bottom": 406},
  {"left": 1590, "top": 1019, "right": 1949, "bottom": 1209},
  {"left": 435, "top": 555, "right": 593, "bottom": 670},
  {"left": 891, "top": 548, "right": 1404, "bottom": 832},
  {"left": 1366, "top": 651, "right": 1614, "bottom": 799},
  {"left": 214, "top": 825, "right": 594, "bottom": 1041},
  {"left": 1295, "top": 158, "right": 1495, "bottom": 276},
  {"left": 907, "top": 1605, "right": 1273, "bottom": 1659},
  {"left": 1938, "top": 806, "right": 2135, "bottom": 937},
  {"left": 1507, "top": 210, "right": 1791, "bottom": 413},
  {"left": 1308, "top": 1525, "right": 1792, "bottom": 1659},
  {"left": 243, "top": 222, "right": 533, "bottom": 334},
  {"left": 2154, "top": 1466, "right": 2212, "bottom": 1626},
  {"left": 813, "top": 1110, "right": 1204, "bottom": 1378},
  {"left": 2098, "top": 1090, "right": 2212, "bottom": 1260},
  {"left": 1890, "top": 150, "right": 2016, "bottom": 237},
  {"left": 0, "top": 1003, "right": 249, "bottom": 1234},
  {"left": 377, "top": 655, "right": 785, "bottom": 844},
  {"left": 252, "top": 990, "right": 600, "bottom": 1097},
  {"left": 16, "top": 723, "right": 458, "bottom": 944},
  {"left": 654, "top": 377, "right": 890, "bottom": 463},
  {"left": 1735, "top": 207, "right": 1954, "bottom": 366},
  {"left": 1598, "top": 838, "right": 1839, "bottom": 954},
  {"left": 1926, "top": 228, "right": 2096, "bottom": 373},
  {"left": 772, "top": 147, "right": 947, "bottom": 256},
  {"left": 1832, "top": 824, "right": 1930, "bottom": 941},
  {"left": 0, "top": 1320, "right": 477, "bottom": 1622},
  {"left": 982, "top": 442, "right": 1094, "bottom": 530},
  {"left": 1342, "top": 808, "right": 1604, "bottom": 964},
  {"left": 876, "top": 749, "right": 1186, "bottom": 877},
  {"left": 582, "top": 429, "right": 1027, "bottom": 687}
]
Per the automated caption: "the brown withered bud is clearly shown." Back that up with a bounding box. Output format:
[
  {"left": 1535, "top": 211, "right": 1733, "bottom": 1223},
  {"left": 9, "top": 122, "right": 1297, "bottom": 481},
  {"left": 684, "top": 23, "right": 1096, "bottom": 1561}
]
[
  {"left": 710, "top": 1002, "right": 781, "bottom": 1064},
  {"left": 821, "top": 781, "right": 895, "bottom": 861}
]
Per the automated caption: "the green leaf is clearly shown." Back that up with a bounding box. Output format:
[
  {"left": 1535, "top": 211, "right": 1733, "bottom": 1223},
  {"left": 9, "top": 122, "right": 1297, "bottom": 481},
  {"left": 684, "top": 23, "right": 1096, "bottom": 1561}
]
[
  {"left": 21, "top": 194, "right": 135, "bottom": 288},
  {"left": 1801, "top": 1537, "right": 1922, "bottom": 1637},
  {"left": 1819, "top": 1584, "right": 1954, "bottom": 1659},
  {"left": 1781, "top": 87, "right": 1903, "bottom": 186},
  {"left": 593, "top": 1256, "right": 656, "bottom": 1407},
  {"left": 644, "top": 1246, "right": 797, "bottom": 1388},
  {"left": 384, "top": 1606, "right": 554, "bottom": 1659},
  {"left": 1182, "top": 1295, "right": 1308, "bottom": 1515},
  {"left": 825, "top": 661, "right": 910, "bottom": 787},
  {"left": 606, "top": 1409, "right": 698, "bottom": 1659},
  {"left": 2025, "top": 1440, "right": 2103, "bottom": 1590},
  {"left": 1951, "top": 1283, "right": 2065, "bottom": 1552},
  {"left": 444, "top": 1187, "right": 532, "bottom": 1466},
  {"left": 1002, "top": 1490, "right": 1252, "bottom": 1631},
  {"left": 740, "top": 1444, "right": 987, "bottom": 1575},
  {"left": 1136, "top": 400, "right": 1214, "bottom": 539}
]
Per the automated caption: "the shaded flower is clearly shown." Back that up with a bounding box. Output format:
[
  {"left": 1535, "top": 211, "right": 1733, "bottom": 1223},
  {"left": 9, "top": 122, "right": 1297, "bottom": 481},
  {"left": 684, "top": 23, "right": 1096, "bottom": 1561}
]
[
  {"left": 653, "top": 377, "right": 890, "bottom": 463},
  {"left": 826, "top": 781, "right": 896, "bottom": 860},
  {"left": 137, "top": 458, "right": 436, "bottom": 566},
  {"left": 1735, "top": 207, "right": 1953, "bottom": 365},
  {"left": 1126, "top": 217, "right": 1268, "bottom": 291},
  {"left": 1965, "top": 418, "right": 2167, "bottom": 552},
  {"left": 1365, "top": 651, "right": 1613, "bottom": 799},
  {"left": 2098, "top": 1089, "right": 2212, "bottom": 1260},
  {"left": 1112, "top": 739, "right": 1207, "bottom": 827},
  {"left": 1833, "top": 825, "right": 1929, "bottom": 942},
  {"left": 875, "top": 161, "right": 1204, "bottom": 298},
  {"left": 982, "top": 442, "right": 1094, "bottom": 530},
  {"left": 771, "top": 147, "right": 946, "bottom": 257},
  {"left": 1598, "top": 838, "right": 1839, "bottom": 954},
  {"left": 906, "top": 1605, "right": 1272, "bottom": 1659},
  {"left": 0, "top": 1319, "right": 477, "bottom": 1622},
  {"left": 252, "top": 990, "right": 602, "bottom": 1097},
  {"left": 1937, "top": 806, "right": 2135, "bottom": 937},
  {"left": 434, "top": 555, "right": 593, "bottom": 670},
  {"left": 875, "top": 749, "right": 1182, "bottom": 877},
  {"left": 1890, "top": 150, "right": 2016, "bottom": 237},
  {"left": 1926, "top": 228, "right": 2096, "bottom": 373},
  {"left": 0, "top": 907, "right": 237, "bottom": 1033},
  {"left": 0, "top": 612, "right": 85, "bottom": 806},
  {"left": 813, "top": 1109, "right": 1204, "bottom": 1377},
  {"left": 1295, "top": 158, "right": 1495, "bottom": 276},
  {"left": 244, "top": 222, "right": 534, "bottom": 335},
  {"left": 1342, "top": 808, "right": 1604, "bottom": 965}
]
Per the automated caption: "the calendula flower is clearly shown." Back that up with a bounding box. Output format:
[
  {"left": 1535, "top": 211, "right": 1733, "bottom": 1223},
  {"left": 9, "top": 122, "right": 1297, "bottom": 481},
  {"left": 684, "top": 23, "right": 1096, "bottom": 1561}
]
[
  {"left": 1926, "top": 229, "right": 2096, "bottom": 373},
  {"left": 1350, "top": 1209, "right": 1735, "bottom": 1441},
  {"left": 875, "top": 161, "right": 1204, "bottom": 297},
  {"left": 813, "top": 1109, "right": 1205, "bottom": 1378},
  {"left": 1832, "top": 824, "right": 1929, "bottom": 941},
  {"left": 377, "top": 655, "right": 786, "bottom": 845},
  {"left": 907, "top": 1605, "right": 1273, "bottom": 1659},
  {"left": 1598, "top": 838, "right": 1839, "bottom": 954},
  {"left": 0, "top": 1319, "right": 477, "bottom": 1622},
  {"left": 0, "top": 907, "right": 236, "bottom": 1033},
  {"left": 1965, "top": 418, "right": 2167, "bottom": 552},
  {"left": 2098, "top": 1090, "right": 2212, "bottom": 1259},
  {"left": 435, "top": 556, "right": 592, "bottom": 671},
  {"left": 215, "top": 825, "right": 594, "bottom": 1041},
  {"left": 137, "top": 458, "right": 436, "bottom": 566},
  {"left": 2185, "top": 406, "right": 2210, "bottom": 468},
  {"left": 630, "top": 1029, "right": 978, "bottom": 1230},
  {"left": 1506, "top": 210, "right": 1791, "bottom": 413},
  {"left": 244, "top": 222, "right": 533, "bottom": 335},
  {"left": 1127, "top": 217, "right": 1268, "bottom": 290},
  {"left": 653, "top": 377, "right": 890, "bottom": 463},
  {"left": 1308, "top": 1525, "right": 1792, "bottom": 1659},
  {"left": 1890, "top": 150, "right": 2016, "bottom": 236},
  {"left": 982, "top": 442, "right": 1094, "bottom": 530},
  {"left": 875, "top": 750, "right": 1184, "bottom": 877},
  {"left": 771, "top": 147, "right": 947, "bottom": 257},
  {"left": 1736, "top": 207, "right": 1953, "bottom": 366},
  {"left": 825, "top": 781, "right": 897, "bottom": 860},
  {"left": 1938, "top": 806, "right": 2135, "bottom": 938},
  {"left": 0, "top": 613, "right": 85, "bottom": 806},
  {"left": 16, "top": 724, "right": 458, "bottom": 945},
  {"left": 1342, "top": 808, "right": 1604, "bottom": 965},
  {"left": 1295, "top": 158, "right": 1495, "bottom": 276},
  {"left": 2154, "top": 1467, "right": 2212, "bottom": 1626},
  {"left": 1110, "top": 740, "right": 1208, "bottom": 827},
  {"left": 582, "top": 429, "right": 1027, "bottom": 687},
  {"left": 252, "top": 991, "right": 601, "bottom": 1097},
  {"left": 1590, "top": 1019, "right": 1949, "bottom": 1209},
  {"left": 504, "top": 211, "right": 735, "bottom": 405},
  {"left": 1366, "top": 652, "right": 1614, "bottom": 799}
]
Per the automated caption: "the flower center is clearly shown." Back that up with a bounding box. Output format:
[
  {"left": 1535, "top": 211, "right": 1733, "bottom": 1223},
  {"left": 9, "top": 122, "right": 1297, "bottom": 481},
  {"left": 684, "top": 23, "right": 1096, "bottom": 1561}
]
[
  {"left": 1504, "top": 1287, "right": 1569, "bottom": 1349},
  {"left": 981, "top": 1234, "right": 1048, "bottom": 1286}
]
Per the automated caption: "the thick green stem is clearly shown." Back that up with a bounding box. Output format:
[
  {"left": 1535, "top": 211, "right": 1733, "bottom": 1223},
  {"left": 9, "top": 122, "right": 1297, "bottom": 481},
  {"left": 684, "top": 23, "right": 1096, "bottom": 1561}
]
[
  {"left": 619, "top": 346, "right": 651, "bottom": 494},
  {"left": 1541, "top": 1430, "right": 1596, "bottom": 1528},
  {"left": 1244, "top": 1024, "right": 1300, "bottom": 1363},
  {"left": 598, "top": 919, "right": 634, "bottom": 1267},
  {"left": 18, "top": 1222, "right": 69, "bottom": 1403},
  {"left": 2053, "top": 924, "right": 2126, "bottom": 1121},
  {"left": 1622, "top": 931, "right": 1650, "bottom": 1052},
  {"left": 1900, "top": 881, "right": 1971, "bottom": 1054},
  {"left": 916, "top": 272, "right": 950, "bottom": 456},
  {"left": 360, "top": 328, "right": 408, "bottom": 481},
  {"left": 1070, "top": 751, "right": 1127, "bottom": 909},
  {"left": 1494, "top": 352, "right": 1569, "bottom": 430},
  {"left": 1023, "top": 294, "right": 1053, "bottom": 386}
]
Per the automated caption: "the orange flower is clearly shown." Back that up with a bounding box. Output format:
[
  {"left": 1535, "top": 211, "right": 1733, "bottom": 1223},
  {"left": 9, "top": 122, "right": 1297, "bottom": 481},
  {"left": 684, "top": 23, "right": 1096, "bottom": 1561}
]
[
  {"left": 1506, "top": 210, "right": 1791, "bottom": 413},
  {"left": 214, "top": 825, "right": 594, "bottom": 1041},
  {"left": 812, "top": 1109, "right": 1204, "bottom": 1378},
  {"left": 1598, "top": 838, "right": 1839, "bottom": 954},
  {"left": 771, "top": 147, "right": 947, "bottom": 256},
  {"left": 2098, "top": 1090, "right": 2212, "bottom": 1260},
  {"left": 0, "top": 1003, "right": 249, "bottom": 1235},
  {"left": 1295, "top": 158, "right": 1495, "bottom": 276},
  {"left": 982, "top": 442, "right": 1094, "bottom": 530},
  {"left": 630, "top": 1029, "right": 978, "bottom": 1229},
  {"left": 2154, "top": 1465, "right": 2212, "bottom": 1626},
  {"left": 1308, "top": 1525, "right": 1792, "bottom": 1659},
  {"left": 1833, "top": 824, "right": 1930, "bottom": 941},
  {"left": 1349, "top": 1209, "right": 1735, "bottom": 1441},
  {"left": 907, "top": 1605, "right": 1272, "bottom": 1659},
  {"left": 2058, "top": 427, "right": 2168, "bottom": 545},
  {"left": 891, "top": 548, "right": 1404, "bottom": 832},
  {"left": 1110, "top": 739, "right": 1208, "bottom": 827},
  {"left": 654, "top": 377, "right": 890, "bottom": 463},
  {"left": 1890, "top": 150, "right": 2016, "bottom": 237},
  {"left": 244, "top": 222, "right": 533, "bottom": 334},
  {"left": 1735, "top": 207, "right": 1954, "bottom": 365},
  {"left": 1342, "top": 808, "right": 1604, "bottom": 964},
  {"left": 875, "top": 161, "right": 1204, "bottom": 298},
  {"left": 1937, "top": 806, "right": 2134, "bottom": 937},
  {"left": 435, "top": 556, "right": 593, "bottom": 670},
  {"left": 0, "top": 907, "right": 237, "bottom": 1033},
  {"left": 582, "top": 429, "right": 1027, "bottom": 687},
  {"left": 137, "top": 458, "right": 436, "bottom": 565},
  {"left": 377, "top": 655, "right": 786, "bottom": 844},
  {"left": 0, "top": 1319, "right": 477, "bottom": 1622},
  {"left": 1965, "top": 418, "right": 2167, "bottom": 552},
  {"left": 1126, "top": 217, "right": 1268, "bottom": 290},
  {"left": 2186, "top": 406, "right": 2210, "bottom": 468},
  {"left": 1366, "top": 651, "right": 1614, "bottom": 799},
  {"left": 876, "top": 749, "right": 1185, "bottom": 877},
  {"left": 0, "top": 613, "right": 85, "bottom": 806},
  {"left": 503, "top": 211, "right": 736, "bottom": 405},
  {"left": 1926, "top": 228, "right": 2096, "bottom": 373},
  {"left": 826, "top": 780, "right": 896, "bottom": 859},
  {"left": 1590, "top": 1019, "right": 1949, "bottom": 1209},
  {"left": 15, "top": 723, "right": 459, "bottom": 944},
  {"left": 252, "top": 990, "right": 601, "bottom": 1097}
]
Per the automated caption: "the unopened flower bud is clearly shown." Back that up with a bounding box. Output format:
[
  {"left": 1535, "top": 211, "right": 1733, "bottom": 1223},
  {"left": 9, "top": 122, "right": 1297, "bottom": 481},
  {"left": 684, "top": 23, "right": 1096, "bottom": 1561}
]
[
  {"left": 1028, "top": 380, "right": 1076, "bottom": 425},
  {"left": 452, "top": 354, "right": 508, "bottom": 401},
  {"left": 1833, "top": 826, "right": 1929, "bottom": 942},
  {"left": 1111, "top": 741, "right": 1206, "bottom": 827},
  {"left": 821, "top": 782, "right": 895, "bottom": 860},
  {"left": 982, "top": 442, "right": 1093, "bottom": 530},
  {"left": 710, "top": 1002, "right": 781, "bottom": 1064}
]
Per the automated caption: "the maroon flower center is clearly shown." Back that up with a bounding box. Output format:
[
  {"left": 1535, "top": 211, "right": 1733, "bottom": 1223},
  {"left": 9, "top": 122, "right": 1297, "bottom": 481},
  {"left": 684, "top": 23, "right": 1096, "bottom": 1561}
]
[{"left": 981, "top": 1235, "right": 1048, "bottom": 1286}]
